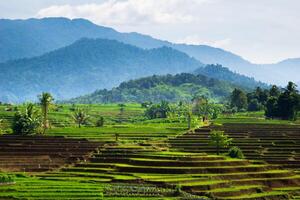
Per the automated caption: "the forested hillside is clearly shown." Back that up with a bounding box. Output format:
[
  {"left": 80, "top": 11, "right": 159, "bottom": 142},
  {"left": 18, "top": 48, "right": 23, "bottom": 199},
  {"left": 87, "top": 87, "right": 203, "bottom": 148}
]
[
  {"left": 0, "top": 38, "right": 203, "bottom": 102},
  {"left": 66, "top": 73, "right": 242, "bottom": 104},
  {"left": 194, "top": 64, "right": 269, "bottom": 89}
]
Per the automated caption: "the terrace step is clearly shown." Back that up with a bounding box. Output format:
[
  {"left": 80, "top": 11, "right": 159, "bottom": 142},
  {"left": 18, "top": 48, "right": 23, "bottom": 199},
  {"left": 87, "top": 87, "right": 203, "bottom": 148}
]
[{"left": 193, "top": 185, "right": 266, "bottom": 198}]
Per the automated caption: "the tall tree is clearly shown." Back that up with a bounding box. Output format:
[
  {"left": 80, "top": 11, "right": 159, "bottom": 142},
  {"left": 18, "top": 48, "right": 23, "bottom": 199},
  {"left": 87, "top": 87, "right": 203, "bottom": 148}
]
[
  {"left": 277, "top": 88, "right": 299, "bottom": 120},
  {"left": 230, "top": 89, "right": 248, "bottom": 111},
  {"left": 286, "top": 82, "right": 298, "bottom": 94},
  {"left": 269, "top": 85, "right": 281, "bottom": 98},
  {"left": 192, "top": 96, "right": 209, "bottom": 120},
  {"left": 38, "top": 92, "right": 54, "bottom": 134},
  {"left": 265, "top": 82, "right": 300, "bottom": 120},
  {"left": 265, "top": 97, "right": 278, "bottom": 119}
]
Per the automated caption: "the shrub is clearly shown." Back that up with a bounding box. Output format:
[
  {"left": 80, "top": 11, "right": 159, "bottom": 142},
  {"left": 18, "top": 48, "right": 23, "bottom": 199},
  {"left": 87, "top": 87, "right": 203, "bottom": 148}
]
[
  {"left": 96, "top": 116, "right": 104, "bottom": 127},
  {"left": 145, "top": 101, "right": 170, "bottom": 119},
  {"left": 0, "top": 174, "right": 15, "bottom": 184},
  {"left": 174, "top": 184, "right": 182, "bottom": 196},
  {"left": 228, "top": 146, "right": 244, "bottom": 159}
]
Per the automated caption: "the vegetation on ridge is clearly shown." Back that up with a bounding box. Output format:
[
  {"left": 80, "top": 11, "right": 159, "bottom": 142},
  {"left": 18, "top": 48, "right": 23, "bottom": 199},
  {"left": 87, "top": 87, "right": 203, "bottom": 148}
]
[{"left": 66, "top": 73, "right": 243, "bottom": 104}]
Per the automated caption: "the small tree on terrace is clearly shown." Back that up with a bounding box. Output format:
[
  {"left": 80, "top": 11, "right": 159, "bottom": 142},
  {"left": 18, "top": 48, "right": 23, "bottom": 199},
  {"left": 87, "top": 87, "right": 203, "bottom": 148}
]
[
  {"left": 72, "top": 109, "right": 89, "bottom": 128},
  {"left": 38, "top": 92, "right": 54, "bottom": 134},
  {"left": 209, "top": 130, "right": 232, "bottom": 155}
]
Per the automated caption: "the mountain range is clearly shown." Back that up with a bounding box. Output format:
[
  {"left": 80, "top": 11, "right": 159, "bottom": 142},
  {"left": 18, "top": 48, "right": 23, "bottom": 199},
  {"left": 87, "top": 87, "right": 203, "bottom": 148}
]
[
  {"left": 0, "top": 17, "right": 299, "bottom": 86},
  {"left": 0, "top": 38, "right": 203, "bottom": 102},
  {"left": 0, "top": 17, "right": 297, "bottom": 102}
]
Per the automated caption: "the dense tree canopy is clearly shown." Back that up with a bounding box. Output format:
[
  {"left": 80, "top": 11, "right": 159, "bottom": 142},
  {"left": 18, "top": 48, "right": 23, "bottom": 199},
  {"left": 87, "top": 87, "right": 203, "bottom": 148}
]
[
  {"left": 230, "top": 89, "right": 248, "bottom": 111},
  {"left": 67, "top": 73, "right": 241, "bottom": 104}
]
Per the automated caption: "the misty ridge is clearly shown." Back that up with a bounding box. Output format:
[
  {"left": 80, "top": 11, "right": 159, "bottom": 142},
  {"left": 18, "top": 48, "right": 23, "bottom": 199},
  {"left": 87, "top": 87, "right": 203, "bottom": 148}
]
[{"left": 0, "top": 17, "right": 298, "bottom": 102}]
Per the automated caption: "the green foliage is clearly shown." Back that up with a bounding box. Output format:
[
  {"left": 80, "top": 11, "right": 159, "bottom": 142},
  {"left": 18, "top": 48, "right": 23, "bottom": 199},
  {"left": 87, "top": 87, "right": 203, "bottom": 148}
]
[
  {"left": 230, "top": 88, "right": 248, "bottom": 111},
  {"left": 174, "top": 184, "right": 182, "bottom": 196},
  {"left": 72, "top": 108, "right": 90, "bottom": 128},
  {"left": 0, "top": 174, "right": 15, "bottom": 183},
  {"left": 248, "top": 99, "right": 263, "bottom": 111},
  {"left": 141, "top": 101, "right": 152, "bottom": 108},
  {"left": 38, "top": 92, "right": 54, "bottom": 133},
  {"left": 246, "top": 87, "right": 269, "bottom": 111},
  {"left": 269, "top": 85, "right": 281, "bottom": 98},
  {"left": 166, "top": 103, "right": 198, "bottom": 129},
  {"left": 145, "top": 101, "right": 170, "bottom": 119},
  {"left": 228, "top": 146, "right": 244, "bottom": 159},
  {"left": 194, "top": 64, "right": 268, "bottom": 89},
  {"left": 265, "top": 82, "right": 300, "bottom": 120},
  {"left": 0, "top": 38, "right": 203, "bottom": 102},
  {"left": 192, "top": 97, "right": 223, "bottom": 120},
  {"left": 209, "top": 131, "right": 232, "bottom": 155},
  {"left": 0, "top": 119, "right": 3, "bottom": 134},
  {"left": 118, "top": 104, "right": 126, "bottom": 114},
  {"left": 67, "top": 73, "right": 240, "bottom": 104},
  {"left": 12, "top": 103, "right": 42, "bottom": 135},
  {"left": 96, "top": 116, "right": 105, "bottom": 127}
]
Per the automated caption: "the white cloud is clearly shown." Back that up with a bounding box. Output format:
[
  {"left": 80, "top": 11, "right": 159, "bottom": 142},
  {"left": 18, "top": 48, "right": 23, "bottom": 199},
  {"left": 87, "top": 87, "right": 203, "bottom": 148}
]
[
  {"left": 32, "top": 0, "right": 300, "bottom": 63},
  {"left": 177, "top": 35, "right": 232, "bottom": 48},
  {"left": 36, "top": 0, "right": 208, "bottom": 25}
]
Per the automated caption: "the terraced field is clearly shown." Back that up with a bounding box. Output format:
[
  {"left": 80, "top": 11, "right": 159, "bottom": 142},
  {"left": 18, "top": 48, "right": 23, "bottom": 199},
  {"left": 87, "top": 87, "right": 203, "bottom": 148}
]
[
  {"left": 2, "top": 142, "right": 299, "bottom": 199},
  {"left": 170, "top": 124, "right": 300, "bottom": 170},
  {"left": 0, "top": 135, "right": 103, "bottom": 172},
  {"left": 1, "top": 104, "right": 300, "bottom": 199}
]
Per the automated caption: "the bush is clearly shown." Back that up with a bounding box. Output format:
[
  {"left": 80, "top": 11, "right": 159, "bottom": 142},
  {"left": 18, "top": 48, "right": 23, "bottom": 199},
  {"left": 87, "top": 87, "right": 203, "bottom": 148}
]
[
  {"left": 228, "top": 146, "right": 244, "bottom": 159},
  {"left": 174, "top": 184, "right": 182, "bottom": 196},
  {"left": 0, "top": 174, "right": 15, "bottom": 183},
  {"left": 145, "top": 101, "right": 170, "bottom": 119},
  {"left": 96, "top": 116, "right": 104, "bottom": 127}
]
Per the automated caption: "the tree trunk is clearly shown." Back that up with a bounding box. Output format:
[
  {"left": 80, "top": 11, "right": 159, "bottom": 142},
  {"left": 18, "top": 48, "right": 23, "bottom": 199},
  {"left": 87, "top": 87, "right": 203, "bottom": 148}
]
[{"left": 187, "top": 114, "right": 191, "bottom": 129}]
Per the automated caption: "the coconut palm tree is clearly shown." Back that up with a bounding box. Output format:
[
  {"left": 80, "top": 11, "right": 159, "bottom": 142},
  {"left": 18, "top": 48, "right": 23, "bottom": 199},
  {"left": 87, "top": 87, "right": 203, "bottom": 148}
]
[
  {"left": 72, "top": 109, "right": 89, "bottom": 128},
  {"left": 38, "top": 92, "right": 54, "bottom": 134}
]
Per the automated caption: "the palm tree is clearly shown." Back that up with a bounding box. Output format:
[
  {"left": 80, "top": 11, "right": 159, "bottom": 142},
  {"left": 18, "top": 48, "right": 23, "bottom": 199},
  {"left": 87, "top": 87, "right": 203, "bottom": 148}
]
[
  {"left": 38, "top": 92, "right": 54, "bottom": 134},
  {"left": 72, "top": 109, "right": 89, "bottom": 128}
]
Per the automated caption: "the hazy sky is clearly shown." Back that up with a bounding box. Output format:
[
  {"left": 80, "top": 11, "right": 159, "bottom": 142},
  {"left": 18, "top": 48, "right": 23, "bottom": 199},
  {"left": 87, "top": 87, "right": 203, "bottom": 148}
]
[{"left": 0, "top": 0, "right": 299, "bottom": 64}]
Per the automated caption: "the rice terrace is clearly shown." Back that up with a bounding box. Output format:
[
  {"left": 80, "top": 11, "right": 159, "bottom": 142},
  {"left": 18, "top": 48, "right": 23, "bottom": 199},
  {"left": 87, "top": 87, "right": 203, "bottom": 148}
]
[{"left": 1, "top": 0, "right": 300, "bottom": 199}]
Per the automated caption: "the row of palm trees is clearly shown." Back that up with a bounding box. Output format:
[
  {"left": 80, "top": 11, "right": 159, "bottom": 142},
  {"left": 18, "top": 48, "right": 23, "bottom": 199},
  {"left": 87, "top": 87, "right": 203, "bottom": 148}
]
[{"left": 38, "top": 92, "right": 91, "bottom": 133}]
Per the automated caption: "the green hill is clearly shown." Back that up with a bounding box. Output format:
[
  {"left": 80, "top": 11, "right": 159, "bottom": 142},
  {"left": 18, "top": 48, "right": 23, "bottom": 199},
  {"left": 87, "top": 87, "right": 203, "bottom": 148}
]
[
  {"left": 0, "top": 38, "right": 203, "bottom": 102},
  {"left": 194, "top": 64, "right": 269, "bottom": 89},
  {"left": 66, "top": 73, "right": 243, "bottom": 104}
]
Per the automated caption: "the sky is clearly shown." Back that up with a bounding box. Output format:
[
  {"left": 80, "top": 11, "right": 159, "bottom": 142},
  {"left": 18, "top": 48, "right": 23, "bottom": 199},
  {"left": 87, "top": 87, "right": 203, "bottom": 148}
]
[{"left": 0, "top": 0, "right": 299, "bottom": 64}]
